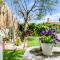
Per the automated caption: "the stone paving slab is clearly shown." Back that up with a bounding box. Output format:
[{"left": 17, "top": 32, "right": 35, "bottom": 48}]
[{"left": 23, "top": 46, "right": 60, "bottom": 60}]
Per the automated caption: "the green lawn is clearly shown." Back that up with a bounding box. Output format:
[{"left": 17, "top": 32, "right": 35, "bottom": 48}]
[
  {"left": 27, "top": 37, "right": 40, "bottom": 47},
  {"left": 3, "top": 37, "right": 40, "bottom": 60}
]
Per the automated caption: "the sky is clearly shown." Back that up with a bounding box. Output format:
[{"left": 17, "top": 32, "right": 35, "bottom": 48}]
[{"left": 5, "top": 0, "right": 60, "bottom": 24}]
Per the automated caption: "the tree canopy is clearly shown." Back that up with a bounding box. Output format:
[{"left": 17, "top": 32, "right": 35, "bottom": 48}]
[{"left": 13, "top": 0, "right": 57, "bottom": 20}]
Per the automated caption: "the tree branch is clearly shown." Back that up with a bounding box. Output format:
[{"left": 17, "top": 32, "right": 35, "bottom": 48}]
[
  {"left": 18, "top": 4, "right": 25, "bottom": 17},
  {"left": 24, "top": 0, "right": 27, "bottom": 11},
  {"left": 20, "top": 0, "right": 26, "bottom": 12},
  {"left": 28, "top": 1, "right": 36, "bottom": 14}
]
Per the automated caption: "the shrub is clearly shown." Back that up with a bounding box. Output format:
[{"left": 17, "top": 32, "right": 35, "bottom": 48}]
[
  {"left": 15, "top": 39, "right": 21, "bottom": 46},
  {"left": 0, "top": 0, "right": 3, "bottom": 4}
]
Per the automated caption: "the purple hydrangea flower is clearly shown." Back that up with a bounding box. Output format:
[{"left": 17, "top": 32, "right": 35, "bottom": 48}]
[
  {"left": 47, "top": 29, "right": 55, "bottom": 35},
  {"left": 40, "top": 30, "right": 46, "bottom": 35},
  {"left": 39, "top": 29, "right": 60, "bottom": 44},
  {"left": 55, "top": 37, "right": 59, "bottom": 41},
  {"left": 54, "top": 37, "right": 59, "bottom": 44}
]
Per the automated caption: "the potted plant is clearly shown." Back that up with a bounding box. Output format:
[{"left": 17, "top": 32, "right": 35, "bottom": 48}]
[{"left": 39, "top": 29, "right": 59, "bottom": 55}]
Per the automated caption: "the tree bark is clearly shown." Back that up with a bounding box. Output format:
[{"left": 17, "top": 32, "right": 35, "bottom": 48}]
[
  {"left": 23, "top": 18, "right": 28, "bottom": 49},
  {"left": 24, "top": 21, "right": 28, "bottom": 30}
]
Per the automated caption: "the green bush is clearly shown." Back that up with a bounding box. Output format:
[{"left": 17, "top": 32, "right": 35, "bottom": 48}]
[
  {"left": 3, "top": 50, "right": 25, "bottom": 60},
  {"left": 19, "top": 23, "right": 60, "bottom": 36},
  {"left": 0, "top": 0, "right": 3, "bottom": 5},
  {"left": 27, "top": 37, "right": 35, "bottom": 41},
  {"left": 15, "top": 39, "right": 21, "bottom": 46}
]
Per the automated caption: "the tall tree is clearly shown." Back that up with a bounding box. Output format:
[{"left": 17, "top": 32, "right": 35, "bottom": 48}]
[
  {"left": 13, "top": 0, "right": 57, "bottom": 29},
  {"left": 13, "top": 0, "right": 57, "bottom": 48},
  {"left": 59, "top": 18, "right": 60, "bottom": 22}
]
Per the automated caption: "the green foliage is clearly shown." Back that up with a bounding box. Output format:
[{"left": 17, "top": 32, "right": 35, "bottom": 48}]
[
  {"left": 35, "top": 24, "right": 49, "bottom": 36},
  {"left": 3, "top": 50, "right": 25, "bottom": 60},
  {"left": 28, "top": 23, "right": 37, "bottom": 36},
  {"left": 18, "top": 24, "right": 24, "bottom": 32},
  {"left": 15, "top": 39, "right": 21, "bottom": 46},
  {"left": 0, "top": 0, "right": 3, "bottom": 5},
  {"left": 37, "top": 0, "right": 57, "bottom": 19},
  {"left": 19, "top": 23, "right": 60, "bottom": 36},
  {"left": 28, "top": 23, "right": 36, "bottom": 31},
  {"left": 28, "top": 23, "right": 49, "bottom": 36},
  {"left": 42, "top": 36, "right": 53, "bottom": 43}
]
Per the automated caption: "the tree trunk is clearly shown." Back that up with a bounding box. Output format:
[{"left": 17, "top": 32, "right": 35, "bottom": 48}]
[
  {"left": 23, "top": 37, "right": 28, "bottom": 49},
  {"left": 24, "top": 21, "right": 28, "bottom": 30},
  {"left": 23, "top": 20, "right": 28, "bottom": 49}
]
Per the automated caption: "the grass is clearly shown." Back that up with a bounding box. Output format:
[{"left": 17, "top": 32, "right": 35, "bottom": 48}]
[
  {"left": 27, "top": 37, "right": 40, "bottom": 47},
  {"left": 3, "top": 37, "right": 40, "bottom": 60}
]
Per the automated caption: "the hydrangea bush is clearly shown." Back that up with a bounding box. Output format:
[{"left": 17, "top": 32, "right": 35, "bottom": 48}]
[{"left": 39, "top": 29, "right": 60, "bottom": 44}]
